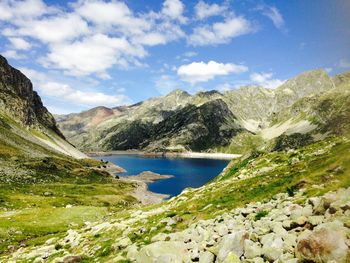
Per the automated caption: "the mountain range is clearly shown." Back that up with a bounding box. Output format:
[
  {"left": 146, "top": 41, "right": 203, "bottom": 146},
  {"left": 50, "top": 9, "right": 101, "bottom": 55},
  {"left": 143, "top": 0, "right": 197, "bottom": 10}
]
[
  {"left": 1, "top": 54, "right": 350, "bottom": 262},
  {"left": 56, "top": 69, "right": 350, "bottom": 153}
]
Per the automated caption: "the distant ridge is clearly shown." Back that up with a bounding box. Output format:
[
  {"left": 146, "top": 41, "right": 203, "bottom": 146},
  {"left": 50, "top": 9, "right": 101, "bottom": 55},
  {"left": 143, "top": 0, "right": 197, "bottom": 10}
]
[{"left": 56, "top": 68, "right": 349, "bottom": 154}]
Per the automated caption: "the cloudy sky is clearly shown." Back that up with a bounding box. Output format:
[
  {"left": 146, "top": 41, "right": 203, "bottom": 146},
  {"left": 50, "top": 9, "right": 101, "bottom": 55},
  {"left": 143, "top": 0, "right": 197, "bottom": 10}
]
[{"left": 1, "top": 0, "right": 349, "bottom": 114}]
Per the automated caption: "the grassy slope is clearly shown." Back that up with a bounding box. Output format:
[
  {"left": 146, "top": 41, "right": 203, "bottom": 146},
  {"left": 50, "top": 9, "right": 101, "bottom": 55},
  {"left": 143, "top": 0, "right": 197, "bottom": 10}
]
[
  {"left": 8, "top": 134, "right": 347, "bottom": 262},
  {"left": 0, "top": 112, "right": 138, "bottom": 254},
  {"left": 1, "top": 76, "right": 349, "bottom": 261},
  {"left": 124, "top": 135, "right": 350, "bottom": 246}
]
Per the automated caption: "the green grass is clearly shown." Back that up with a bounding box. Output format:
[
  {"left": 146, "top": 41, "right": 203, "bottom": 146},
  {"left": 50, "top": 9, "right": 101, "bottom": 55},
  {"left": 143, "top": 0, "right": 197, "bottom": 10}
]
[
  {"left": 127, "top": 136, "right": 350, "bottom": 246},
  {"left": 255, "top": 210, "right": 269, "bottom": 221},
  {"left": 0, "top": 112, "right": 140, "bottom": 254}
]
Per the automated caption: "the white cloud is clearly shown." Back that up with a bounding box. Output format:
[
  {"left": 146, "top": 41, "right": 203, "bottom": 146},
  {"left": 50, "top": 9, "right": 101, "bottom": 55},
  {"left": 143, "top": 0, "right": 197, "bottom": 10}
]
[
  {"left": 155, "top": 75, "right": 184, "bottom": 95},
  {"left": 1, "top": 50, "right": 26, "bottom": 59},
  {"left": 45, "top": 34, "right": 146, "bottom": 77},
  {"left": 178, "top": 61, "right": 248, "bottom": 84},
  {"left": 250, "top": 72, "right": 284, "bottom": 89},
  {"left": 8, "top": 37, "right": 31, "bottom": 50},
  {"left": 0, "top": 0, "right": 52, "bottom": 20},
  {"left": 183, "top": 51, "right": 197, "bottom": 57},
  {"left": 19, "top": 67, "right": 131, "bottom": 107},
  {"left": 0, "top": 0, "right": 189, "bottom": 77},
  {"left": 14, "top": 14, "right": 89, "bottom": 44},
  {"left": 258, "top": 5, "right": 285, "bottom": 31},
  {"left": 161, "top": 0, "right": 187, "bottom": 23},
  {"left": 75, "top": 0, "right": 149, "bottom": 35},
  {"left": 338, "top": 59, "right": 350, "bottom": 69},
  {"left": 194, "top": 1, "right": 227, "bottom": 20},
  {"left": 189, "top": 17, "right": 253, "bottom": 46},
  {"left": 40, "top": 82, "right": 130, "bottom": 106}
]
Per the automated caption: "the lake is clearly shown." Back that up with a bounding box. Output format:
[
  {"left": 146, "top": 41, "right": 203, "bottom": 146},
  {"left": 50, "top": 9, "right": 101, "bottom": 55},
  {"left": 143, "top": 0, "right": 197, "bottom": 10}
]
[{"left": 95, "top": 155, "right": 229, "bottom": 196}]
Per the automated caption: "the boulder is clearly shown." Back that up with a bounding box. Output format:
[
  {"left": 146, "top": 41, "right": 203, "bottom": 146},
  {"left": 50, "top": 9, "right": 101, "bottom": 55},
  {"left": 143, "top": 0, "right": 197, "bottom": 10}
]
[
  {"left": 261, "top": 233, "right": 284, "bottom": 261},
  {"left": 217, "top": 231, "right": 248, "bottom": 262},
  {"left": 135, "top": 241, "right": 191, "bottom": 263},
  {"left": 296, "top": 228, "right": 349, "bottom": 263},
  {"left": 199, "top": 251, "right": 215, "bottom": 263},
  {"left": 244, "top": 240, "right": 262, "bottom": 259},
  {"left": 222, "top": 252, "right": 241, "bottom": 263}
]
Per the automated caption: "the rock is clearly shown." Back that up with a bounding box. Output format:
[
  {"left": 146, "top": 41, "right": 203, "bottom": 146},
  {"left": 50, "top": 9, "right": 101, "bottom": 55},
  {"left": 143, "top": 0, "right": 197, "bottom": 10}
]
[
  {"left": 222, "top": 252, "right": 241, "bottom": 263},
  {"left": 63, "top": 255, "right": 82, "bottom": 263},
  {"left": 245, "top": 257, "right": 264, "bottom": 263},
  {"left": 199, "top": 251, "right": 215, "bottom": 263},
  {"left": 308, "top": 215, "right": 324, "bottom": 226},
  {"left": 308, "top": 197, "right": 321, "bottom": 207},
  {"left": 126, "top": 244, "right": 138, "bottom": 261},
  {"left": 63, "top": 230, "right": 81, "bottom": 247},
  {"left": 296, "top": 228, "right": 349, "bottom": 263},
  {"left": 154, "top": 254, "right": 183, "bottom": 263},
  {"left": 261, "top": 233, "right": 284, "bottom": 261},
  {"left": 244, "top": 240, "right": 262, "bottom": 259},
  {"left": 217, "top": 231, "right": 248, "bottom": 261},
  {"left": 135, "top": 241, "right": 191, "bottom": 263},
  {"left": 272, "top": 222, "right": 288, "bottom": 236},
  {"left": 282, "top": 233, "right": 297, "bottom": 252},
  {"left": 115, "top": 237, "right": 131, "bottom": 249},
  {"left": 282, "top": 220, "right": 292, "bottom": 230},
  {"left": 294, "top": 216, "right": 308, "bottom": 226},
  {"left": 279, "top": 253, "right": 298, "bottom": 263},
  {"left": 216, "top": 224, "right": 229, "bottom": 236}
]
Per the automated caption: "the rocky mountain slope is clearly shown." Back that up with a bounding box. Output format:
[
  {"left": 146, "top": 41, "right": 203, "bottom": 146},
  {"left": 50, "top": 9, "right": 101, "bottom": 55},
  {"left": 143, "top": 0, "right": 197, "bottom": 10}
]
[
  {"left": 57, "top": 69, "right": 342, "bottom": 153},
  {"left": 0, "top": 55, "right": 86, "bottom": 159},
  {"left": 0, "top": 55, "right": 140, "bottom": 253},
  {"left": 3, "top": 132, "right": 349, "bottom": 262}
]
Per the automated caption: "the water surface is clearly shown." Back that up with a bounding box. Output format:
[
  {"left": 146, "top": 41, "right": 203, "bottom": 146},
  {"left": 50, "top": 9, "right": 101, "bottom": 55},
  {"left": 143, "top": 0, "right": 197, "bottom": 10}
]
[{"left": 95, "top": 155, "right": 229, "bottom": 196}]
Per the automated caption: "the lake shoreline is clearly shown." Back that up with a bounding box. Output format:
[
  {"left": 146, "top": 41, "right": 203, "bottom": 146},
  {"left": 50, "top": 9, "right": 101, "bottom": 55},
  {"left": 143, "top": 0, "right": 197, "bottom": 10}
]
[
  {"left": 100, "top": 164, "right": 171, "bottom": 205},
  {"left": 88, "top": 150, "right": 241, "bottom": 160}
]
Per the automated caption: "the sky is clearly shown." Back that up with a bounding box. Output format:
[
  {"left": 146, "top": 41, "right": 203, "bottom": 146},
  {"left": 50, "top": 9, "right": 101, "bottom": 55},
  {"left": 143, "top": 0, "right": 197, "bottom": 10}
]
[{"left": 0, "top": 0, "right": 349, "bottom": 114}]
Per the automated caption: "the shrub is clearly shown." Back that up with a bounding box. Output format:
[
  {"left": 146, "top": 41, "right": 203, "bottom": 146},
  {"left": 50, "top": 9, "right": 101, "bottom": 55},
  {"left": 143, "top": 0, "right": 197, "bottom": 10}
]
[{"left": 255, "top": 210, "right": 269, "bottom": 221}]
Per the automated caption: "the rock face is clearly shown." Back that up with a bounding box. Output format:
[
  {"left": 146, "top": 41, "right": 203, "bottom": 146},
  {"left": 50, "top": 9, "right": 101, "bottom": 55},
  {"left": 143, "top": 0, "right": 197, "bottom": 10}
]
[
  {"left": 0, "top": 55, "right": 86, "bottom": 159},
  {"left": 0, "top": 55, "right": 63, "bottom": 138},
  {"left": 296, "top": 227, "right": 349, "bottom": 263},
  {"left": 56, "top": 69, "right": 348, "bottom": 152}
]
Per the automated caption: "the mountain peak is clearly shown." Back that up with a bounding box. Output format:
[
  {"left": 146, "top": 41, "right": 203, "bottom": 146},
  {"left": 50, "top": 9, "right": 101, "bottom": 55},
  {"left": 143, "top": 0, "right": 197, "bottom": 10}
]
[{"left": 166, "top": 89, "right": 191, "bottom": 97}]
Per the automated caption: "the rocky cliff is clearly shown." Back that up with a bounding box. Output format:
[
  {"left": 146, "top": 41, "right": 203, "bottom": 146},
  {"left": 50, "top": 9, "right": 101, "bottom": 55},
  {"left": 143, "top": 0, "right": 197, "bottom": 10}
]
[
  {"left": 0, "top": 55, "right": 86, "bottom": 159},
  {"left": 0, "top": 55, "right": 63, "bottom": 138}
]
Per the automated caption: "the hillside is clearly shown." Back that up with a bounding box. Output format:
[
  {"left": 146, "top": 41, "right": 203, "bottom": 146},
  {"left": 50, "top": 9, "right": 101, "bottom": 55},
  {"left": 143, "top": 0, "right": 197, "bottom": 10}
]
[
  {"left": 0, "top": 55, "right": 86, "bottom": 159},
  {"left": 3, "top": 122, "right": 349, "bottom": 262},
  {"left": 0, "top": 56, "right": 140, "bottom": 253},
  {"left": 57, "top": 69, "right": 340, "bottom": 154}
]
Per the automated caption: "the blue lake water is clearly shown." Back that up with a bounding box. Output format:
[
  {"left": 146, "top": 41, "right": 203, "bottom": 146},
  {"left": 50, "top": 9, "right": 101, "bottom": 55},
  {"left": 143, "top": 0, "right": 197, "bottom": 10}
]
[{"left": 95, "top": 155, "right": 229, "bottom": 196}]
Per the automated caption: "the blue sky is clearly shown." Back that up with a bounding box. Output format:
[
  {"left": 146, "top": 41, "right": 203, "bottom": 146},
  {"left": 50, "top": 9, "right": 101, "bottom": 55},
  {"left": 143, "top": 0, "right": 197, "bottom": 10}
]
[{"left": 1, "top": 0, "right": 349, "bottom": 114}]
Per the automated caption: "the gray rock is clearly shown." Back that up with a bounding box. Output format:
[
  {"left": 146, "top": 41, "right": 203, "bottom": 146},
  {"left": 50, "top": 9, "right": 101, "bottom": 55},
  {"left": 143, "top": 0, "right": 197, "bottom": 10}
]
[
  {"left": 222, "top": 252, "right": 241, "bottom": 263},
  {"left": 216, "top": 224, "right": 229, "bottom": 236},
  {"left": 296, "top": 228, "right": 349, "bottom": 263},
  {"left": 308, "top": 215, "right": 324, "bottom": 226},
  {"left": 136, "top": 241, "right": 191, "bottom": 263},
  {"left": 261, "top": 233, "right": 284, "bottom": 261},
  {"left": 217, "top": 230, "right": 248, "bottom": 262},
  {"left": 199, "top": 251, "right": 215, "bottom": 263},
  {"left": 244, "top": 239, "right": 262, "bottom": 259}
]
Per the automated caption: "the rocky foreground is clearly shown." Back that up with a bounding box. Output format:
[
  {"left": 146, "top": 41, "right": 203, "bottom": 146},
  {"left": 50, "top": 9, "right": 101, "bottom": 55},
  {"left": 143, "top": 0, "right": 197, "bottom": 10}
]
[{"left": 4, "top": 187, "right": 349, "bottom": 262}]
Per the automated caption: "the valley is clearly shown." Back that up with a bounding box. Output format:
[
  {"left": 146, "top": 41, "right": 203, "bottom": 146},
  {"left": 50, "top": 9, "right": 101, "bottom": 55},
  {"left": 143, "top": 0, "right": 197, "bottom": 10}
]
[{"left": 0, "top": 54, "right": 350, "bottom": 262}]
